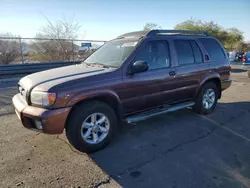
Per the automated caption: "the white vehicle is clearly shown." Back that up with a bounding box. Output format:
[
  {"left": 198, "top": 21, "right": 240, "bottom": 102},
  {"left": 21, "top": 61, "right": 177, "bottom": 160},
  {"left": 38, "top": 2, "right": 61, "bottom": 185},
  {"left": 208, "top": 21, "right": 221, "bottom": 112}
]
[{"left": 229, "top": 51, "right": 236, "bottom": 62}]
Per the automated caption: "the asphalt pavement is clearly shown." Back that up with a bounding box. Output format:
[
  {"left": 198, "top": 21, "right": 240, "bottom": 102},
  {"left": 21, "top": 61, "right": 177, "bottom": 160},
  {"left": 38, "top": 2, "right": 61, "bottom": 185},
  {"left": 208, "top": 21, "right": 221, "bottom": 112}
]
[{"left": 0, "top": 64, "right": 250, "bottom": 188}]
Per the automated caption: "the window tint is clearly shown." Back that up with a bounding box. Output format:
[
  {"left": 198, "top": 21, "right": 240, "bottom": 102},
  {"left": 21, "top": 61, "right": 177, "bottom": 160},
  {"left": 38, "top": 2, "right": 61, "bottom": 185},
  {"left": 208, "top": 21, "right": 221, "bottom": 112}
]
[
  {"left": 199, "top": 38, "right": 225, "bottom": 61},
  {"left": 174, "top": 40, "right": 194, "bottom": 65},
  {"left": 134, "top": 41, "right": 170, "bottom": 70},
  {"left": 190, "top": 41, "right": 203, "bottom": 63}
]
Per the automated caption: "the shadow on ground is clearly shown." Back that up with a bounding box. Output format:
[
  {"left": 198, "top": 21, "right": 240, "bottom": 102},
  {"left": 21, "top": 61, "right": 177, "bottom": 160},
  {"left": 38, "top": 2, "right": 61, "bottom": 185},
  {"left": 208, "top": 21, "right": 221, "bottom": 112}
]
[
  {"left": 231, "top": 68, "right": 247, "bottom": 73},
  {"left": 90, "top": 101, "right": 250, "bottom": 188}
]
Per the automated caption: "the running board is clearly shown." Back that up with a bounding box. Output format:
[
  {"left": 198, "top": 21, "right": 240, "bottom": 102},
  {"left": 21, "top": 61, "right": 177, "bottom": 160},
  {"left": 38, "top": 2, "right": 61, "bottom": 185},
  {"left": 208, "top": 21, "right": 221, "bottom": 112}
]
[{"left": 125, "top": 101, "right": 195, "bottom": 123}]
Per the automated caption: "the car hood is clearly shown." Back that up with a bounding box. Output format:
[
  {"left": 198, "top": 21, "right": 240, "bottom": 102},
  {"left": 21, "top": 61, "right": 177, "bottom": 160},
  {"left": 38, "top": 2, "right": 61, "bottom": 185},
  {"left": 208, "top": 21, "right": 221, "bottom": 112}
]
[{"left": 19, "top": 64, "right": 112, "bottom": 92}]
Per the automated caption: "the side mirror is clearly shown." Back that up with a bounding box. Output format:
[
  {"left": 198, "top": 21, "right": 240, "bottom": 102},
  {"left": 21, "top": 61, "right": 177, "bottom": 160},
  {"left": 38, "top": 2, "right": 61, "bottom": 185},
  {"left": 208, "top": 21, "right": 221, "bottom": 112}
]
[{"left": 130, "top": 60, "right": 149, "bottom": 74}]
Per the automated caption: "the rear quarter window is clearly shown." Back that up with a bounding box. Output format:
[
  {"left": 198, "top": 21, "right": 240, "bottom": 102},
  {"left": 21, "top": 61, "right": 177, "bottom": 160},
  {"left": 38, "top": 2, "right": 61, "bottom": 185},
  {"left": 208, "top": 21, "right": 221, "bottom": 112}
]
[
  {"left": 190, "top": 41, "right": 203, "bottom": 63},
  {"left": 199, "top": 38, "right": 225, "bottom": 61}
]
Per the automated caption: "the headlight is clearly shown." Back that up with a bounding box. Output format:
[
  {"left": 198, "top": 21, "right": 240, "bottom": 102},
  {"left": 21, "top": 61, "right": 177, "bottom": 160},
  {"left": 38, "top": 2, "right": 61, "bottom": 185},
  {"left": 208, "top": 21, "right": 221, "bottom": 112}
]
[{"left": 30, "top": 91, "right": 56, "bottom": 107}]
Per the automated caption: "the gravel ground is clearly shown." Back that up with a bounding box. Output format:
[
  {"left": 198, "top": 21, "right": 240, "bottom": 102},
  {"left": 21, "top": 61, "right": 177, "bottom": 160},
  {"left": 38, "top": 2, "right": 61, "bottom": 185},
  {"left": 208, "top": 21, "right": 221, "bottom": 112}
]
[{"left": 0, "top": 64, "right": 250, "bottom": 188}]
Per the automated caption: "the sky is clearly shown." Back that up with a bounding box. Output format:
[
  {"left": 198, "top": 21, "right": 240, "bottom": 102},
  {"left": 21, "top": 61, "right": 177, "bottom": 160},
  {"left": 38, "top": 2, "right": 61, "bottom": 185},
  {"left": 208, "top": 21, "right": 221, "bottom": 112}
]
[{"left": 0, "top": 0, "right": 250, "bottom": 41}]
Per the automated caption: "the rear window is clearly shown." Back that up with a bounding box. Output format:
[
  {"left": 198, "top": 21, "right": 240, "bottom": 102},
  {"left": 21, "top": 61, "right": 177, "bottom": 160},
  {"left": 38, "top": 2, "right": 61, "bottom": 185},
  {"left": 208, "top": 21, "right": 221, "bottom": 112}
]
[{"left": 199, "top": 38, "right": 225, "bottom": 61}]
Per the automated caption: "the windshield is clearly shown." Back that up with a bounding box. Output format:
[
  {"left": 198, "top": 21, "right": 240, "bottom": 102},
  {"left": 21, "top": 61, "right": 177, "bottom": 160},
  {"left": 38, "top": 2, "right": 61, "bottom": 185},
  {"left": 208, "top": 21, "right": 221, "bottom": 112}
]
[{"left": 84, "top": 39, "right": 138, "bottom": 68}]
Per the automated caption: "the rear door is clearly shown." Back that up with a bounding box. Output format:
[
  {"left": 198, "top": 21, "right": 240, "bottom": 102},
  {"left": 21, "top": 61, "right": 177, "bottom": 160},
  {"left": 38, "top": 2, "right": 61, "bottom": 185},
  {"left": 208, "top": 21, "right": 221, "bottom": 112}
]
[{"left": 171, "top": 38, "right": 213, "bottom": 101}]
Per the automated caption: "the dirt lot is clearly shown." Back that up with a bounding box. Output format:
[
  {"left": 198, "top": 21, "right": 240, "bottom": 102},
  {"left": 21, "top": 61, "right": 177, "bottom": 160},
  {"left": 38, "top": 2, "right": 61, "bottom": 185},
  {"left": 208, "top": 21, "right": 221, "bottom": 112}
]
[{"left": 0, "top": 64, "right": 250, "bottom": 188}]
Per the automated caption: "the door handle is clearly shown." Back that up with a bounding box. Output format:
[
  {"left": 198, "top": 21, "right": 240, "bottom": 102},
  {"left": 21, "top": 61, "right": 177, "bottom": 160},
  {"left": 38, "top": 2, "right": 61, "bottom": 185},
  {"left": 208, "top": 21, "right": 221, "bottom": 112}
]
[{"left": 169, "top": 71, "right": 176, "bottom": 76}]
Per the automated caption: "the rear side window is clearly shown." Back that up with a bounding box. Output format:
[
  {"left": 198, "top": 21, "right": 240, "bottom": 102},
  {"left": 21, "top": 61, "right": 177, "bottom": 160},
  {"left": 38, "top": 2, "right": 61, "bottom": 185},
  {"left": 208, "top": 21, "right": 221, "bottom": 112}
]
[
  {"left": 199, "top": 38, "right": 225, "bottom": 61},
  {"left": 190, "top": 41, "right": 203, "bottom": 63},
  {"left": 174, "top": 40, "right": 194, "bottom": 65}
]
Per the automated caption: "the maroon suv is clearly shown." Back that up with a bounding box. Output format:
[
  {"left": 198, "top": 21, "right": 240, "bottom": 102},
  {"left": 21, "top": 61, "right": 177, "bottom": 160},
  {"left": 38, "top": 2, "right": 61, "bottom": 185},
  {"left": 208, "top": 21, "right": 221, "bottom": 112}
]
[{"left": 13, "top": 30, "right": 232, "bottom": 153}]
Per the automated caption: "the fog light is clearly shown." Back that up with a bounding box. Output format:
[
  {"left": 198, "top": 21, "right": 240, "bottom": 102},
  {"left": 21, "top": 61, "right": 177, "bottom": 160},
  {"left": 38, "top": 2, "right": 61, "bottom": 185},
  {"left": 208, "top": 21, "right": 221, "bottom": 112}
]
[{"left": 34, "top": 120, "right": 43, "bottom": 130}]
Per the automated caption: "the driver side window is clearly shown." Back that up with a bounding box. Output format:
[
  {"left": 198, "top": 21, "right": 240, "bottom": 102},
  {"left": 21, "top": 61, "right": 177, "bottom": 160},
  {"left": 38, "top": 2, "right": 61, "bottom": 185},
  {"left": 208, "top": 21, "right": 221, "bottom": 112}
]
[{"left": 134, "top": 41, "right": 170, "bottom": 70}]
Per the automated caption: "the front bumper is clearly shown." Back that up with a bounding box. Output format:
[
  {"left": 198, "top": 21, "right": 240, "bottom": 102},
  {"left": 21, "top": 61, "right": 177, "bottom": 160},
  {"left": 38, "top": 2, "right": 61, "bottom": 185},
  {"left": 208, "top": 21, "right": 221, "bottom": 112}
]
[{"left": 12, "top": 93, "right": 71, "bottom": 134}]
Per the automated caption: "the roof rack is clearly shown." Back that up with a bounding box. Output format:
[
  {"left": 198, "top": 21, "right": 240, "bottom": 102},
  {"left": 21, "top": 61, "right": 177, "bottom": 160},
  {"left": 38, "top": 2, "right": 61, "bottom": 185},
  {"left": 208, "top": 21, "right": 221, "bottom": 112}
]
[
  {"left": 147, "top": 30, "right": 209, "bottom": 37},
  {"left": 116, "top": 30, "right": 209, "bottom": 39}
]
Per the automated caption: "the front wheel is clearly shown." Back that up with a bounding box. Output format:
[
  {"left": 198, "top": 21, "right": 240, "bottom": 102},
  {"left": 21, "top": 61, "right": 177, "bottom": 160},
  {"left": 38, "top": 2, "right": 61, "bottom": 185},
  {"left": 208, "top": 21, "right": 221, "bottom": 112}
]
[
  {"left": 193, "top": 82, "right": 219, "bottom": 115},
  {"left": 66, "top": 101, "right": 117, "bottom": 153}
]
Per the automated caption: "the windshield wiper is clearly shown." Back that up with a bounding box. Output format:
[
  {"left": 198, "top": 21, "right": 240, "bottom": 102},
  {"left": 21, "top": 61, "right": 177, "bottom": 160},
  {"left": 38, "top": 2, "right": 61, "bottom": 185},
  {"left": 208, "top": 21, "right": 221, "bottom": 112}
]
[
  {"left": 83, "top": 62, "right": 117, "bottom": 69},
  {"left": 101, "top": 64, "right": 118, "bottom": 68}
]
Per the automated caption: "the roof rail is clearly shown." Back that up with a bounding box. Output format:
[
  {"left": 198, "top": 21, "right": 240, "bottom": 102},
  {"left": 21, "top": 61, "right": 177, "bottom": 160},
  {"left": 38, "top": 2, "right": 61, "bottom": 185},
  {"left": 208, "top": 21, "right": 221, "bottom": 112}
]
[
  {"left": 147, "top": 30, "right": 209, "bottom": 37},
  {"left": 116, "top": 30, "right": 209, "bottom": 39}
]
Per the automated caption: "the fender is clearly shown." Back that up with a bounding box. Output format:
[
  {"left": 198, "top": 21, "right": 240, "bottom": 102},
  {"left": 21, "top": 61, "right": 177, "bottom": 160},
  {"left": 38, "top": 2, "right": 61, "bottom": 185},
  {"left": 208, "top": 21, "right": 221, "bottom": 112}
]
[
  {"left": 194, "top": 72, "right": 221, "bottom": 98},
  {"left": 66, "top": 89, "right": 123, "bottom": 119}
]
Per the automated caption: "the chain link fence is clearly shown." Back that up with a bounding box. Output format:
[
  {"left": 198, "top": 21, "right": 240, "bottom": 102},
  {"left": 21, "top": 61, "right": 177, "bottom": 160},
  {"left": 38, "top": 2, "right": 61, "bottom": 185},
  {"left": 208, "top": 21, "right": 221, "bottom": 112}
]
[{"left": 0, "top": 37, "right": 106, "bottom": 64}]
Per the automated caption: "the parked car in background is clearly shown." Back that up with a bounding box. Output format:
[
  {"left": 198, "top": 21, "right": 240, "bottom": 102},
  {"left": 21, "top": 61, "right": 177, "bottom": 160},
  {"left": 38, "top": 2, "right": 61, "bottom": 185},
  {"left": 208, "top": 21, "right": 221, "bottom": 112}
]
[
  {"left": 242, "top": 52, "right": 250, "bottom": 63},
  {"left": 229, "top": 51, "right": 236, "bottom": 62},
  {"left": 235, "top": 52, "right": 244, "bottom": 62},
  {"left": 242, "top": 52, "right": 250, "bottom": 78},
  {"left": 12, "top": 30, "right": 232, "bottom": 153}
]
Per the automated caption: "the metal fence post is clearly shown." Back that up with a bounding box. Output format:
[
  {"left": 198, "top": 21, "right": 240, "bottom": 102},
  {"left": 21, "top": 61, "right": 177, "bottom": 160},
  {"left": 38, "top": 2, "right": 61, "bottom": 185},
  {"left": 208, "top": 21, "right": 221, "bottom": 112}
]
[
  {"left": 72, "top": 40, "right": 74, "bottom": 62},
  {"left": 19, "top": 38, "right": 24, "bottom": 64}
]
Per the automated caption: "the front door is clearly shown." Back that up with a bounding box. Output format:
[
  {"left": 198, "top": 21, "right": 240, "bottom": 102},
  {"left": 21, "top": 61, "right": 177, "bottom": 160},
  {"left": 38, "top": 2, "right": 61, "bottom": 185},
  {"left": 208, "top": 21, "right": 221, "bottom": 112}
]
[{"left": 121, "top": 39, "right": 176, "bottom": 115}]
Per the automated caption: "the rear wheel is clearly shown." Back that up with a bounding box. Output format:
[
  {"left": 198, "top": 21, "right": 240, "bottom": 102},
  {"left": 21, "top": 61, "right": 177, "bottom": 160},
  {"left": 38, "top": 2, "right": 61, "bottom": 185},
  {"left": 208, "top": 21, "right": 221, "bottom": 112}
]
[
  {"left": 66, "top": 101, "right": 117, "bottom": 153},
  {"left": 193, "top": 82, "right": 219, "bottom": 115}
]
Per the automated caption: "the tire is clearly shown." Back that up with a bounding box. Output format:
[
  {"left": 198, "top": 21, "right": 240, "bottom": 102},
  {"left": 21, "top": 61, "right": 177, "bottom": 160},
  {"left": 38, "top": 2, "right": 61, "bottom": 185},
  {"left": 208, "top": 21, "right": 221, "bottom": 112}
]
[
  {"left": 193, "top": 82, "right": 219, "bottom": 115},
  {"left": 66, "top": 101, "right": 117, "bottom": 153}
]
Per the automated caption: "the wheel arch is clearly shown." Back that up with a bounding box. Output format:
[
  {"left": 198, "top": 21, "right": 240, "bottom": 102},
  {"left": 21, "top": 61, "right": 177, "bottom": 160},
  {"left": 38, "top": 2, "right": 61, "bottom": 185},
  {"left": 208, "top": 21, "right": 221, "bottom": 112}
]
[
  {"left": 65, "top": 91, "right": 123, "bottom": 129},
  {"left": 195, "top": 75, "right": 222, "bottom": 99}
]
